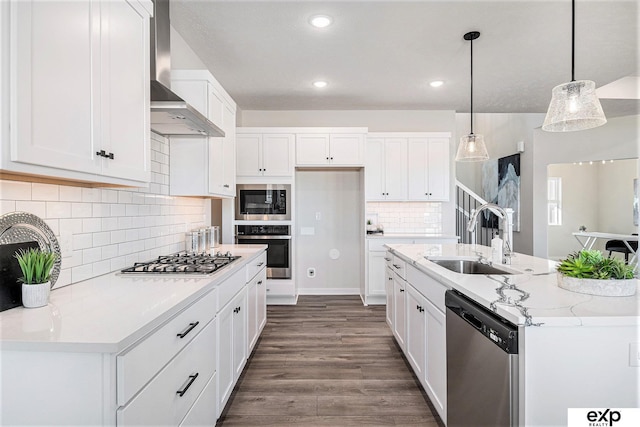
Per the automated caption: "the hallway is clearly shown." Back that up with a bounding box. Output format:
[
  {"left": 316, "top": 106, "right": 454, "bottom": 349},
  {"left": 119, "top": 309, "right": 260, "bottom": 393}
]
[{"left": 217, "top": 295, "right": 443, "bottom": 426}]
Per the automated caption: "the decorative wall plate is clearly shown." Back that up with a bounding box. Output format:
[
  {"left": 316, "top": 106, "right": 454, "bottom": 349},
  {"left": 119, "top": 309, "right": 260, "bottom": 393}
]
[{"left": 0, "top": 212, "right": 61, "bottom": 288}]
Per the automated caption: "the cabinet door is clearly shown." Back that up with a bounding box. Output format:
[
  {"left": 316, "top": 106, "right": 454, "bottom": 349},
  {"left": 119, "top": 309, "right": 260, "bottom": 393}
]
[
  {"left": 407, "top": 138, "right": 429, "bottom": 201},
  {"left": 406, "top": 286, "right": 426, "bottom": 382},
  {"left": 385, "top": 267, "right": 394, "bottom": 327},
  {"left": 365, "top": 138, "right": 385, "bottom": 201},
  {"left": 295, "top": 134, "right": 329, "bottom": 165},
  {"left": 221, "top": 104, "right": 236, "bottom": 195},
  {"left": 329, "top": 134, "right": 364, "bottom": 165},
  {"left": 426, "top": 138, "right": 450, "bottom": 201},
  {"left": 383, "top": 138, "right": 408, "bottom": 200},
  {"left": 367, "top": 251, "right": 387, "bottom": 297},
  {"left": 256, "top": 270, "right": 267, "bottom": 332},
  {"left": 425, "top": 299, "right": 447, "bottom": 419},
  {"left": 100, "top": 0, "right": 150, "bottom": 182},
  {"left": 393, "top": 276, "right": 406, "bottom": 349},
  {"left": 262, "top": 134, "right": 294, "bottom": 176},
  {"left": 209, "top": 137, "right": 225, "bottom": 195},
  {"left": 236, "top": 134, "right": 262, "bottom": 177},
  {"left": 11, "top": 0, "right": 97, "bottom": 174},
  {"left": 208, "top": 84, "right": 224, "bottom": 125},
  {"left": 232, "top": 290, "right": 247, "bottom": 381},
  {"left": 247, "top": 280, "right": 258, "bottom": 352},
  {"left": 217, "top": 302, "right": 234, "bottom": 416}
]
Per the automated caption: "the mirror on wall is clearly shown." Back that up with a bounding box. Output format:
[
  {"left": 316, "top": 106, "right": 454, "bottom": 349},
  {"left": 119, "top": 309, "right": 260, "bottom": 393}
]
[{"left": 546, "top": 158, "right": 639, "bottom": 260}]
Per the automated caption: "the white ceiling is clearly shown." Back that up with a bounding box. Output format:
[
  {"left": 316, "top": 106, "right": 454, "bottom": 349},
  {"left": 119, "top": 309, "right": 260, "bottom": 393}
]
[{"left": 170, "top": 0, "right": 639, "bottom": 116}]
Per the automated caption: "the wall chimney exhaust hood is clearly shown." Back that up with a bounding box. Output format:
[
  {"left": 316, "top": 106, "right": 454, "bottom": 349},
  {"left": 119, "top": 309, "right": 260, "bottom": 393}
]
[{"left": 149, "top": 0, "right": 224, "bottom": 137}]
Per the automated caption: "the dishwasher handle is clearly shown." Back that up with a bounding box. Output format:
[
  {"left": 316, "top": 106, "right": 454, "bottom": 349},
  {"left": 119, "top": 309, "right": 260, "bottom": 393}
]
[{"left": 461, "top": 310, "right": 483, "bottom": 330}]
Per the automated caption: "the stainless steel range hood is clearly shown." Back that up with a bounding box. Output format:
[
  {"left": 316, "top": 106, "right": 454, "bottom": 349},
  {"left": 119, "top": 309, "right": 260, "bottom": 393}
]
[{"left": 149, "top": 0, "right": 224, "bottom": 137}]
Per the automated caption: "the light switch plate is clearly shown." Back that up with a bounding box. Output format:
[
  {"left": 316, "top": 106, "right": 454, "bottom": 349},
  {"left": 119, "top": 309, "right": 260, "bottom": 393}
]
[{"left": 630, "top": 342, "right": 640, "bottom": 367}]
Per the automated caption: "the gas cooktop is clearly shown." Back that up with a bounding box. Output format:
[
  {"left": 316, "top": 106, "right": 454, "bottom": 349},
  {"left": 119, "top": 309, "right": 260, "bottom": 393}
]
[{"left": 120, "top": 252, "right": 240, "bottom": 275}]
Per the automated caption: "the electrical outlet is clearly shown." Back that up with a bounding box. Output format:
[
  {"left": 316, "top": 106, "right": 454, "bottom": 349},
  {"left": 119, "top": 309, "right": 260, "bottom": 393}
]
[{"left": 307, "top": 268, "right": 315, "bottom": 278}]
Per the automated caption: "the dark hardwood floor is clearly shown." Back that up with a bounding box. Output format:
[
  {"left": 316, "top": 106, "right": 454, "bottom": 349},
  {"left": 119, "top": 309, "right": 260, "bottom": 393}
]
[{"left": 217, "top": 295, "right": 444, "bottom": 426}]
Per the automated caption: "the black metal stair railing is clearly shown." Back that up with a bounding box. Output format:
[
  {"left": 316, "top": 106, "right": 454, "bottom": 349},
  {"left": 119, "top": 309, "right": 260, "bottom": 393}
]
[{"left": 455, "top": 180, "right": 499, "bottom": 247}]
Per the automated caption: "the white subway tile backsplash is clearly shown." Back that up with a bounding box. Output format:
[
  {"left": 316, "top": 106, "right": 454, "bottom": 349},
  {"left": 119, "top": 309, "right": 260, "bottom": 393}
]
[
  {"left": 366, "top": 201, "right": 443, "bottom": 234},
  {"left": 46, "top": 201, "right": 72, "bottom": 219},
  {"left": 1, "top": 136, "right": 206, "bottom": 289},
  {"left": 59, "top": 185, "right": 82, "bottom": 202},
  {"left": 0, "top": 180, "right": 31, "bottom": 200},
  {"left": 15, "top": 201, "right": 46, "bottom": 218}
]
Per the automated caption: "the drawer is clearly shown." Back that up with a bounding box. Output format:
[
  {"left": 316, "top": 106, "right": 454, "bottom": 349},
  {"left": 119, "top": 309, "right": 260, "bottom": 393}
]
[
  {"left": 384, "top": 250, "right": 394, "bottom": 269},
  {"left": 179, "top": 372, "right": 217, "bottom": 426},
  {"left": 245, "top": 252, "right": 267, "bottom": 283},
  {"left": 117, "top": 289, "right": 217, "bottom": 406},
  {"left": 217, "top": 267, "right": 246, "bottom": 312},
  {"left": 117, "top": 318, "right": 217, "bottom": 426},
  {"left": 406, "top": 264, "right": 449, "bottom": 312},
  {"left": 265, "top": 281, "right": 294, "bottom": 295},
  {"left": 391, "top": 255, "right": 406, "bottom": 279}
]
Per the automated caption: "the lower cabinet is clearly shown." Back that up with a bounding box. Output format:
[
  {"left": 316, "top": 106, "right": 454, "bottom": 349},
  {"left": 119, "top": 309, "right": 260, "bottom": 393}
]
[
  {"left": 385, "top": 254, "right": 448, "bottom": 423},
  {"left": 247, "top": 268, "right": 267, "bottom": 351}
]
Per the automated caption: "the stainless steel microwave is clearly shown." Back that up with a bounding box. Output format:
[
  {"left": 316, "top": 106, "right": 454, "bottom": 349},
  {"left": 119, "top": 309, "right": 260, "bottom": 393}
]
[{"left": 235, "top": 184, "right": 291, "bottom": 221}]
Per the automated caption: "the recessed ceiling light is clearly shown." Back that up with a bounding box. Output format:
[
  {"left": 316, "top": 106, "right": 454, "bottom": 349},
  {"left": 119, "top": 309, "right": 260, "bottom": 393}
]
[
  {"left": 430, "top": 80, "right": 444, "bottom": 88},
  {"left": 313, "top": 80, "right": 328, "bottom": 88},
  {"left": 310, "top": 15, "right": 332, "bottom": 28}
]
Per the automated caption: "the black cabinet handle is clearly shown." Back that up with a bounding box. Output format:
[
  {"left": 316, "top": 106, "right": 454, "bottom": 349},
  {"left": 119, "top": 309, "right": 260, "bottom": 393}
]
[
  {"left": 95, "top": 150, "right": 114, "bottom": 159},
  {"left": 330, "top": 157, "right": 333, "bottom": 160},
  {"left": 257, "top": 262, "right": 265, "bottom": 267},
  {"left": 257, "top": 280, "right": 263, "bottom": 285},
  {"left": 399, "top": 288, "right": 405, "bottom": 293},
  {"left": 176, "top": 321, "right": 200, "bottom": 339},
  {"left": 326, "top": 157, "right": 329, "bottom": 160},
  {"left": 388, "top": 277, "right": 393, "bottom": 281},
  {"left": 107, "top": 152, "right": 114, "bottom": 159},
  {"left": 393, "top": 264, "right": 401, "bottom": 269},
  {"left": 224, "top": 184, "right": 230, "bottom": 188},
  {"left": 176, "top": 373, "right": 199, "bottom": 397}
]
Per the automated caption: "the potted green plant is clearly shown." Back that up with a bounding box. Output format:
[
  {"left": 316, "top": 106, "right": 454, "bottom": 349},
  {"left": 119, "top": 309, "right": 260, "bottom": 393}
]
[
  {"left": 556, "top": 249, "right": 636, "bottom": 296},
  {"left": 15, "top": 247, "right": 58, "bottom": 308}
]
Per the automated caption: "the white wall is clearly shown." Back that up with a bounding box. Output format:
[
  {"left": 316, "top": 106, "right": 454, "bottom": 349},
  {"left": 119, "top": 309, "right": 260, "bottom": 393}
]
[
  {"left": 170, "top": 26, "right": 207, "bottom": 70},
  {"left": 239, "top": 110, "right": 458, "bottom": 236},
  {"left": 0, "top": 133, "right": 206, "bottom": 289},
  {"left": 295, "top": 170, "right": 363, "bottom": 294},
  {"left": 455, "top": 113, "right": 546, "bottom": 255},
  {"left": 532, "top": 115, "right": 640, "bottom": 257}
]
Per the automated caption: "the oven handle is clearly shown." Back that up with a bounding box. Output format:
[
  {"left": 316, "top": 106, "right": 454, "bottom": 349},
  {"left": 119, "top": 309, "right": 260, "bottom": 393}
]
[{"left": 237, "top": 235, "right": 292, "bottom": 240}]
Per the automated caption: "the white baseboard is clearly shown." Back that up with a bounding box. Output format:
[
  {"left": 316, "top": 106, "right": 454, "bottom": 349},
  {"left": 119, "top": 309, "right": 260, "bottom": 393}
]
[
  {"left": 266, "top": 294, "right": 298, "bottom": 305},
  {"left": 364, "top": 295, "right": 386, "bottom": 305},
  {"left": 297, "top": 287, "right": 361, "bottom": 295}
]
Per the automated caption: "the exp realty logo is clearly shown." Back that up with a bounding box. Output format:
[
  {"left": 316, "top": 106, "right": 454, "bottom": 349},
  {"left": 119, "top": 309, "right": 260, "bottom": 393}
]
[{"left": 568, "top": 408, "right": 640, "bottom": 427}]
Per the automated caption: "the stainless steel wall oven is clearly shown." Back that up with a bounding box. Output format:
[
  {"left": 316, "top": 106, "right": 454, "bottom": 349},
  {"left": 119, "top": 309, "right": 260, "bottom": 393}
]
[
  {"left": 235, "top": 184, "right": 291, "bottom": 221},
  {"left": 236, "top": 225, "right": 291, "bottom": 279}
]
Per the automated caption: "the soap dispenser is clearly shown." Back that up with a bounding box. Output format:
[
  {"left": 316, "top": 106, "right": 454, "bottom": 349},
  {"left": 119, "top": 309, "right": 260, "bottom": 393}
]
[{"left": 491, "top": 232, "right": 503, "bottom": 264}]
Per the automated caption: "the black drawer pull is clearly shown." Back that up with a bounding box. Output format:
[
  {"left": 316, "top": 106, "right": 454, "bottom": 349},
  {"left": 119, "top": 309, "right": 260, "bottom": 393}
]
[
  {"left": 224, "top": 184, "right": 230, "bottom": 188},
  {"left": 176, "top": 373, "right": 199, "bottom": 397},
  {"left": 384, "top": 257, "right": 392, "bottom": 261},
  {"left": 399, "top": 288, "right": 405, "bottom": 293},
  {"left": 393, "top": 264, "right": 401, "bottom": 269},
  {"left": 257, "top": 262, "right": 265, "bottom": 267},
  {"left": 257, "top": 280, "right": 263, "bottom": 285},
  {"left": 176, "top": 321, "right": 199, "bottom": 339}
]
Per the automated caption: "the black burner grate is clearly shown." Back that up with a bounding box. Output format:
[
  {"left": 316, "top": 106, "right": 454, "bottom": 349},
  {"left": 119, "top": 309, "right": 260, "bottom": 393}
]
[{"left": 120, "top": 252, "right": 240, "bottom": 275}]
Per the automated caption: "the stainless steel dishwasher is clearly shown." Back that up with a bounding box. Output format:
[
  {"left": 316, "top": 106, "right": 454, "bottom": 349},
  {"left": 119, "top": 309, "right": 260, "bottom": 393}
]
[{"left": 445, "top": 290, "right": 519, "bottom": 427}]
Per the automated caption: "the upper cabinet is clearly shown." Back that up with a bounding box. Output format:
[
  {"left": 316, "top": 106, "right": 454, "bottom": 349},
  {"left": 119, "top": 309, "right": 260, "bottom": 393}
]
[
  {"left": 236, "top": 130, "right": 294, "bottom": 178},
  {"left": 365, "top": 132, "right": 451, "bottom": 202},
  {"left": 0, "top": 0, "right": 152, "bottom": 185},
  {"left": 407, "top": 137, "right": 450, "bottom": 201},
  {"left": 295, "top": 129, "right": 366, "bottom": 167},
  {"left": 169, "top": 70, "right": 237, "bottom": 198},
  {"left": 366, "top": 136, "right": 408, "bottom": 201}
]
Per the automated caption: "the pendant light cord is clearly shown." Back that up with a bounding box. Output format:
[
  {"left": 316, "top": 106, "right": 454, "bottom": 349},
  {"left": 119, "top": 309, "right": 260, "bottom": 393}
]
[
  {"left": 470, "top": 36, "right": 474, "bottom": 134},
  {"left": 571, "top": 0, "right": 575, "bottom": 82}
]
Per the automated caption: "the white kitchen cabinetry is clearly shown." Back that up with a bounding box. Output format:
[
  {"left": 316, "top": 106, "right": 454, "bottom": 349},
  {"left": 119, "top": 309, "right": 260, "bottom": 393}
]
[
  {"left": 407, "top": 136, "right": 451, "bottom": 201},
  {"left": 295, "top": 129, "right": 366, "bottom": 166},
  {"left": 392, "top": 272, "right": 407, "bottom": 350},
  {"left": 364, "top": 236, "right": 458, "bottom": 306},
  {"left": 365, "top": 136, "right": 407, "bottom": 201},
  {"left": 247, "top": 256, "right": 267, "bottom": 352},
  {"left": 406, "top": 285, "right": 427, "bottom": 380},
  {"left": 236, "top": 131, "right": 294, "bottom": 177},
  {"left": 169, "top": 70, "right": 236, "bottom": 197},
  {"left": 1, "top": 0, "right": 151, "bottom": 185},
  {"left": 364, "top": 132, "right": 451, "bottom": 202},
  {"left": 385, "top": 265, "right": 394, "bottom": 327}
]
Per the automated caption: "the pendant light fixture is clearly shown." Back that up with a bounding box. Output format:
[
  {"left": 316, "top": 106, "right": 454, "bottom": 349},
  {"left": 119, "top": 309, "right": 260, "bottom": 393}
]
[
  {"left": 542, "top": 0, "right": 606, "bottom": 132},
  {"left": 456, "top": 31, "right": 489, "bottom": 162}
]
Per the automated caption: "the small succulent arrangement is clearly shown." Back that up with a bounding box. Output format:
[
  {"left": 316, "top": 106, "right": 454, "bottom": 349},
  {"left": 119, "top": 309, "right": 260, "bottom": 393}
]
[
  {"left": 557, "top": 249, "right": 634, "bottom": 280},
  {"left": 14, "top": 247, "right": 58, "bottom": 285}
]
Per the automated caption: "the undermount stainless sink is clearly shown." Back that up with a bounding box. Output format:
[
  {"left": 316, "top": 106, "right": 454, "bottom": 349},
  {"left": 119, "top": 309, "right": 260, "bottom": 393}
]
[{"left": 429, "top": 259, "right": 516, "bottom": 275}]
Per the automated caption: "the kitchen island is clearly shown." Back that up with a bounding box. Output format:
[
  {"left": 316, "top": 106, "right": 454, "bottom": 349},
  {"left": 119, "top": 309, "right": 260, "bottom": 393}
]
[
  {"left": 0, "top": 244, "right": 267, "bottom": 426},
  {"left": 386, "top": 243, "right": 640, "bottom": 426}
]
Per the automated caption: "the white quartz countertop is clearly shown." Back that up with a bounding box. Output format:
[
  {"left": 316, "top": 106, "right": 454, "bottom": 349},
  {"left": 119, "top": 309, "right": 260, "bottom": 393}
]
[
  {"left": 366, "top": 233, "right": 459, "bottom": 240},
  {"left": 0, "top": 244, "right": 267, "bottom": 353},
  {"left": 386, "top": 243, "right": 640, "bottom": 327}
]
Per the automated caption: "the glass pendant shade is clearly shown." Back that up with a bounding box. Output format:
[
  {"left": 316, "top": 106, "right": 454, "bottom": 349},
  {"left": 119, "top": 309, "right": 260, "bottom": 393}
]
[
  {"left": 455, "top": 133, "right": 489, "bottom": 162},
  {"left": 542, "top": 79, "right": 607, "bottom": 132}
]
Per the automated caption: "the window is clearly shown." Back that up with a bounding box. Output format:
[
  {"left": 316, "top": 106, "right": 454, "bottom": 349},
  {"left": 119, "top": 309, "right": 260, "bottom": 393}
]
[{"left": 548, "top": 177, "right": 562, "bottom": 225}]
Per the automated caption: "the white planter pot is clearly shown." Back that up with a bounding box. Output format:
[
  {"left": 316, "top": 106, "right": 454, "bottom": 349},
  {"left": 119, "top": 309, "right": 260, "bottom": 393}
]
[
  {"left": 21, "top": 282, "right": 51, "bottom": 308},
  {"left": 556, "top": 273, "right": 637, "bottom": 297}
]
